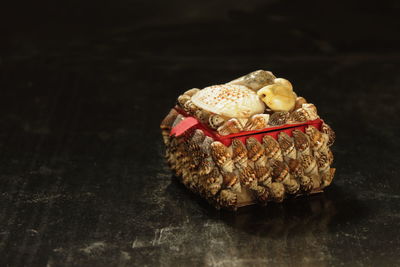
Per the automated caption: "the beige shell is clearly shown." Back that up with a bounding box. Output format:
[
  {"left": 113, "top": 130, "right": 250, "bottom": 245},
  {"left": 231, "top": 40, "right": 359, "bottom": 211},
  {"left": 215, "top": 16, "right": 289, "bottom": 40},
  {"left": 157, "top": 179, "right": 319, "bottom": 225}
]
[
  {"left": 183, "top": 88, "right": 200, "bottom": 97},
  {"left": 222, "top": 172, "right": 239, "bottom": 189},
  {"left": 183, "top": 100, "right": 199, "bottom": 115},
  {"left": 177, "top": 94, "right": 191, "bottom": 108},
  {"left": 262, "top": 135, "right": 283, "bottom": 161},
  {"left": 306, "top": 126, "right": 327, "bottom": 152},
  {"left": 208, "top": 114, "right": 226, "bottom": 129},
  {"left": 315, "top": 151, "right": 330, "bottom": 174},
  {"left": 268, "top": 111, "right": 290, "bottom": 126},
  {"left": 231, "top": 139, "right": 248, "bottom": 168},
  {"left": 191, "top": 84, "right": 265, "bottom": 118},
  {"left": 292, "top": 130, "right": 311, "bottom": 156},
  {"left": 246, "top": 137, "right": 265, "bottom": 163},
  {"left": 283, "top": 178, "right": 300, "bottom": 195},
  {"left": 257, "top": 78, "right": 296, "bottom": 112},
  {"left": 218, "top": 189, "right": 237, "bottom": 210},
  {"left": 255, "top": 186, "right": 270, "bottom": 205},
  {"left": 268, "top": 182, "right": 285, "bottom": 202},
  {"left": 227, "top": 70, "right": 276, "bottom": 91},
  {"left": 278, "top": 132, "right": 296, "bottom": 160},
  {"left": 210, "top": 141, "right": 233, "bottom": 173},
  {"left": 243, "top": 114, "right": 270, "bottom": 131},
  {"left": 291, "top": 103, "right": 318, "bottom": 123},
  {"left": 294, "top": 96, "right": 307, "bottom": 110},
  {"left": 160, "top": 108, "right": 179, "bottom": 130},
  {"left": 217, "top": 118, "right": 243, "bottom": 136},
  {"left": 299, "top": 175, "right": 313, "bottom": 193},
  {"left": 321, "top": 123, "right": 335, "bottom": 147},
  {"left": 194, "top": 109, "right": 210, "bottom": 124},
  {"left": 204, "top": 168, "right": 223, "bottom": 196}
]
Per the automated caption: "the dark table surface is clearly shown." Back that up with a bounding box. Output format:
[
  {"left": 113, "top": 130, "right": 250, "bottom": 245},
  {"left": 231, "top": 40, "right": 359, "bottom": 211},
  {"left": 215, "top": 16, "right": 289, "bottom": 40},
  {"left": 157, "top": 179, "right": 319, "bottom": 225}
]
[{"left": 1, "top": 0, "right": 400, "bottom": 266}]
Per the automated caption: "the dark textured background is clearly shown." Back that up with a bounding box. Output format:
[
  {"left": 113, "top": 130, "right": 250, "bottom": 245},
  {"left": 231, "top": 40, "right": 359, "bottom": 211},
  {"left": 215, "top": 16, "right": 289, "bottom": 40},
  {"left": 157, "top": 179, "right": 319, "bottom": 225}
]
[{"left": 1, "top": 0, "right": 400, "bottom": 266}]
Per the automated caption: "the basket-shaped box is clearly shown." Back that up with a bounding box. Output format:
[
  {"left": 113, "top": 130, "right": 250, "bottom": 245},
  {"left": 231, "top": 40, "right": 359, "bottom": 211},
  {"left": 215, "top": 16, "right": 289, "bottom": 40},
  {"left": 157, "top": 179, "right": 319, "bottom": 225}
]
[{"left": 160, "top": 71, "right": 335, "bottom": 210}]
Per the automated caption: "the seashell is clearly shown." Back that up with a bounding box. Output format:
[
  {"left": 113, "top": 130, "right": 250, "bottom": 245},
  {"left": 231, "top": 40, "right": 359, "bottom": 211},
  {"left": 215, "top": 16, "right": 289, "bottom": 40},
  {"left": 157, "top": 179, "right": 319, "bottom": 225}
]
[
  {"left": 222, "top": 172, "right": 241, "bottom": 193},
  {"left": 188, "top": 129, "right": 206, "bottom": 165},
  {"left": 287, "top": 158, "right": 303, "bottom": 178},
  {"left": 191, "top": 84, "right": 265, "bottom": 118},
  {"left": 327, "top": 148, "right": 334, "bottom": 165},
  {"left": 268, "top": 111, "right": 290, "bottom": 126},
  {"left": 294, "top": 96, "right": 307, "bottom": 110},
  {"left": 184, "top": 88, "right": 200, "bottom": 97},
  {"left": 218, "top": 189, "right": 237, "bottom": 210},
  {"left": 227, "top": 70, "right": 276, "bottom": 91},
  {"left": 243, "top": 114, "right": 270, "bottom": 131},
  {"left": 255, "top": 186, "right": 270, "bottom": 205},
  {"left": 161, "top": 129, "right": 170, "bottom": 146},
  {"left": 160, "top": 108, "right": 179, "bottom": 130},
  {"left": 267, "top": 182, "right": 285, "bottom": 202},
  {"left": 254, "top": 165, "right": 272, "bottom": 187},
  {"left": 194, "top": 109, "right": 210, "bottom": 124},
  {"left": 246, "top": 137, "right": 265, "bottom": 163},
  {"left": 299, "top": 175, "right": 313, "bottom": 193},
  {"left": 315, "top": 151, "right": 330, "bottom": 174},
  {"left": 321, "top": 123, "right": 335, "bottom": 147},
  {"left": 210, "top": 141, "right": 233, "bottom": 173},
  {"left": 183, "top": 100, "right": 199, "bottom": 115},
  {"left": 217, "top": 118, "right": 243, "bottom": 136},
  {"left": 278, "top": 132, "right": 296, "bottom": 160},
  {"left": 292, "top": 130, "right": 311, "bottom": 156},
  {"left": 198, "top": 136, "right": 215, "bottom": 175},
  {"left": 257, "top": 78, "right": 296, "bottom": 112},
  {"left": 239, "top": 166, "right": 257, "bottom": 189},
  {"left": 300, "top": 154, "right": 318, "bottom": 177},
  {"left": 270, "top": 159, "right": 290, "bottom": 182},
  {"left": 231, "top": 139, "right": 248, "bottom": 168},
  {"left": 321, "top": 168, "right": 335, "bottom": 188},
  {"left": 171, "top": 114, "right": 185, "bottom": 128},
  {"left": 305, "top": 126, "right": 327, "bottom": 152},
  {"left": 283, "top": 178, "right": 300, "bottom": 194},
  {"left": 290, "top": 103, "right": 318, "bottom": 123},
  {"left": 177, "top": 94, "right": 191, "bottom": 108},
  {"left": 204, "top": 168, "right": 223, "bottom": 196},
  {"left": 262, "top": 135, "right": 283, "bottom": 161},
  {"left": 208, "top": 114, "right": 226, "bottom": 129}
]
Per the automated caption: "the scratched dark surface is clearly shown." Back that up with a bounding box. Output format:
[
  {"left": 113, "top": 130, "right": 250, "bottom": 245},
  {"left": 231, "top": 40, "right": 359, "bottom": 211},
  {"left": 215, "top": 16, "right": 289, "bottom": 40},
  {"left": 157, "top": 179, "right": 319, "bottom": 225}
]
[{"left": 1, "top": 0, "right": 400, "bottom": 266}]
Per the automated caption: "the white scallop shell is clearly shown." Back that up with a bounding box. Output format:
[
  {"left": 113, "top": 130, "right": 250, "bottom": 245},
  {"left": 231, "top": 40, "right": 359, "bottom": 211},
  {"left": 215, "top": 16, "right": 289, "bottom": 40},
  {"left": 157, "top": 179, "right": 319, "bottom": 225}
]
[{"left": 191, "top": 84, "right": 265, "bottom": 118}]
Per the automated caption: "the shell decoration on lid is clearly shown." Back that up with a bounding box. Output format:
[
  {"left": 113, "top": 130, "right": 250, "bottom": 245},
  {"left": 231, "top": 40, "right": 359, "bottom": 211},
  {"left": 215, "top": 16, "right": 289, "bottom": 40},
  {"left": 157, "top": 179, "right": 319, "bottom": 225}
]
[{"left": 191, "top": 84, "right": 265, "bottom": 119}]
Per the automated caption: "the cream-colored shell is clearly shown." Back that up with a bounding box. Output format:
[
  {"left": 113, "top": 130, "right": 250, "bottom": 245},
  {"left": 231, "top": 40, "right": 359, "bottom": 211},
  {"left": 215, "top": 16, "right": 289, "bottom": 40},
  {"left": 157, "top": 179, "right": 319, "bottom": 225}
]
[{"left": 191, "top": 84, "right": 265, "bottom": 118}]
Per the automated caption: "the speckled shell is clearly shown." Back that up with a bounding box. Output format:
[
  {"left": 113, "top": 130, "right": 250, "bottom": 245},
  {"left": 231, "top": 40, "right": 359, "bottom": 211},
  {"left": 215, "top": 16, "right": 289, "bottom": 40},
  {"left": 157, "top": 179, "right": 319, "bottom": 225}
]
[
  {"left": 231, "top": 139, "right": 248, "bottom": 168},
  {"left": 160, "top": 108, "right": 179, "bottom": 130},
  {"left": 243, "top": 114, "right": 270, "bottom": 131},
  {"left": 278, "top": 132, "right": 296, "bottom": 160},
  {"left": 262, "top": 135, "right": 283, "bottom": 161},
  {"left": 270, "top": 159, "right": 290, "bottom": 182},
  {"left": 287, "top": 158, "right": 304, "bottom": 177},
  {"left": 177, "top": 94, "right": 191, "bottom": 108},
  {"left": 217, "top": 118, "right": 243, "bottom": 136},
  {"left": 269, "top": 111, "right": 290, "bottom": 126},
  {"left": 222, "top": 172, "right": 239, "bottom": 189},
  {"left": 210, "top": 141, "right": 233, "bottom": 173},
  {"left": 208, "top": 114, "right": 226, "bottom": 129},
  {"left": 183, "top": 100, "right": 199, "bottom": 115},
  {"left": 204, "top": 168, "right": 223, "bottom": 196},
  {"left": 239, "top": 166, "right": 257, "bottom": 189},
  {"left": 191, "top": 84, "right": 265, "bottom": 118},
  {"left": 198, "top": 136, "right": 215, "bottom": 175},
  {"left": 228, "top": 70, "right": 276, "bottom": 91},
  {"left": 299, "top": 175, "right": 313, "bottom": 192},
  {"left": 188, "top": 129, "right": 206, "bottom": 164},
  {"left": 306, "top": 126, "right": 327, "bottom": 152},
  {"left": 254, "top": 165, "right": 272, "bottom": 187},
  {"left": 292, "top": 130, "right": 311, "bottom": 156},
  {"left": 300, "top": 154, "right": 318, "bottom": 177},
  {"left": 246, "top": 137, "right": 265, "bottom": 163},
  {"left": 315, "top": 151, "right": 330, "bottom": 174},
  {"left": 194, "top": 109, "right": 210, "bottom": 124},
  {"left": 321, "top": 123, "right": 335, "bottom": 147}
]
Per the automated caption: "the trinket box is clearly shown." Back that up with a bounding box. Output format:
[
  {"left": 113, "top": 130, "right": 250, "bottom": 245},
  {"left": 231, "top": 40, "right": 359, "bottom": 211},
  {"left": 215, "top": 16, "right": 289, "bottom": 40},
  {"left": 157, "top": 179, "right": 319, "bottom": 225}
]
[{"left": 160, "top": 70, "right": 335, "bottom": 210}]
